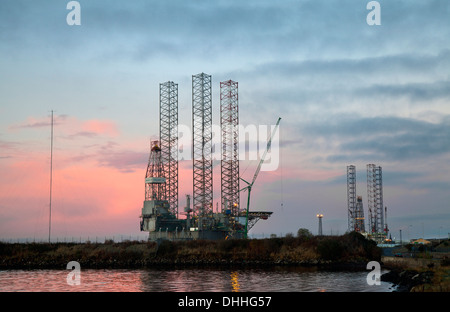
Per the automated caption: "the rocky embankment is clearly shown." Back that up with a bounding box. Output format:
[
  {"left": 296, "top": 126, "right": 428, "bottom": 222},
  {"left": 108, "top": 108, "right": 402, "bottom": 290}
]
[
  {"left": 381, "top": 269, "right": 435, "bottom": 292},
  {"left": 380, "top": 244, "right": 450, "bottom": 292}
]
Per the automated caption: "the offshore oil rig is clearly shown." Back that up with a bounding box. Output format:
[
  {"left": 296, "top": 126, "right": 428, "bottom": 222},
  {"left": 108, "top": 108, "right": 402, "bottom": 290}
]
[
  {"left": 347, "top": 164, "right": 390, "bottom": 243},
  {"left": 140, "top": 74, "right": 278, "bottom": 241}
]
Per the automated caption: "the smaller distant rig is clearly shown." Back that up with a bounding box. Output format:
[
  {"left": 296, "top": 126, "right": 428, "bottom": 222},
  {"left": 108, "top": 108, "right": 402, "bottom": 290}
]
[
  {"left": 140, "top": 74, "right": 278, "bottom": 241},
  {"left": 347, "top": 164, "right": 390, "bottom": 243}
]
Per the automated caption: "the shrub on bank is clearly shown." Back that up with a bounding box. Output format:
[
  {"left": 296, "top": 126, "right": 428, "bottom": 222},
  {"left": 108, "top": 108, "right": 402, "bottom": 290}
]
[{"left": 316, "top": 232, "right": 381, "bottom": 262}]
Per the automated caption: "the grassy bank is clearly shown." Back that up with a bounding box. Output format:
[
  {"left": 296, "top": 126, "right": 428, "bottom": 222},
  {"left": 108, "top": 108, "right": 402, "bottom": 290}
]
[
  {"left": 0, "top": 232, "right": 381, "bottom": 270},
  {"left": 381, "top": 244, "right": 450, "bottom": 292},
  {"left": 380, "top": 261, "right": 450, "bottom": 292}
]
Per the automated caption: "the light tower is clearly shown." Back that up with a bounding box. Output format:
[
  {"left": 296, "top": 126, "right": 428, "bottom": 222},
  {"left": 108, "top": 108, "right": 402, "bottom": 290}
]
[
  {"left": 159, "top": 81, "right": 179, "bottom": 218},
  {"left": 317, "top": 214, "right": 323, "bottom": 236},
  {"left": 220, "top": 80, "right": 240, "bottom": 232},
  {"left": 192, "top": 73, "right": 213, "bottom": 225}
]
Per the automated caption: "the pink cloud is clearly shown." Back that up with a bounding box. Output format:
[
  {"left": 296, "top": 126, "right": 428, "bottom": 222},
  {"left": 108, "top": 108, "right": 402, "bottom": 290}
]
[
  {"left": 80, "top": 120, "right": 119, "bottom": 137},
  {"left": 9, "top": 114, "right": 68, "bottom": 130},
  {"left": 9, "top": 114, "right": 119, "bottom": 139}
]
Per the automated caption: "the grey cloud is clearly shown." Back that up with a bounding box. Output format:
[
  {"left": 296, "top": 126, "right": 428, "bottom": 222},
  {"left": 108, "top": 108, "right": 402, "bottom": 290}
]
[
  {"left": 99, "top": 150, "right": 147, "bottom": 173},
  {"left": 237, "top": 50, "right": 450, "bottom": 83},
  {"left": 9, "top": 115, "right": 68, "bottom": 130},
  {"left": 355, "top": 80, "right": 450, "bottom": 103},
  {"left": 2, "top": 0, "right": 449, "bottom": 68},
  {"left": 228, "top": 49, "right": 450, "bottom": 128},
  {"left": 299, "top": 115, "right": 450, "bottom": 162}
]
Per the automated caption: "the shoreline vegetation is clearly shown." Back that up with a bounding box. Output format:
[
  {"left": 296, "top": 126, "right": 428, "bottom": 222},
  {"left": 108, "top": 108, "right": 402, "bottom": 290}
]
[
  {"left": 1, "top": 232, "right": 380, "bottom": 269},
  {"left": 1, "top": 231, "right": 448, "bottom": 292}
]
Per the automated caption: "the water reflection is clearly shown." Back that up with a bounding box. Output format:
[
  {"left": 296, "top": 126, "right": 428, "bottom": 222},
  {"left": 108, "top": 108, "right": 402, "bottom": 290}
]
[
  {"left": 230, "top": 271, "right": 240, "bottom": 292},
  {"left": 0, "top": 267, "right": 395, "bottom": 292}
]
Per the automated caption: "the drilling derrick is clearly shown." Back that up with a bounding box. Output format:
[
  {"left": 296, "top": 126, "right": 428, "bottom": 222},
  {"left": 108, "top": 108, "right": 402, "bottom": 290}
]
[
  {"left": 192, "top": 73, "right": 213, "bottom": 227},
  {"left": 220, "top": 80, "right": 240, "bottom": 234},
  {"left": 145, "top": 141, "right": 166, "bottom": 201},
  {"left": 140, "top": 140, "right": 186, "bottom": 240},
  {"left": 141, "top": 141, "right": 169, "bottom": 231},
  {"left": 160, "top": 81, "right": 179, "bottom": 218}
]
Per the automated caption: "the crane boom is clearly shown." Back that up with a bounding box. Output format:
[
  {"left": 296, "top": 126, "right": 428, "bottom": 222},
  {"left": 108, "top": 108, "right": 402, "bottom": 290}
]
[
  {"left": 251, "top": 117, "right": 281, "bottom": 185},
  {"left": 240, "top": 117, "right": 281, "bottom": 238}
]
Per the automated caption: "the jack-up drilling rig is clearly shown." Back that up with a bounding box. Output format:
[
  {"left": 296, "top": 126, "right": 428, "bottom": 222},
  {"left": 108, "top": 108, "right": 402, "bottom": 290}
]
[{"left": 140, "top": 75, "right": 278, "bottom": 241}]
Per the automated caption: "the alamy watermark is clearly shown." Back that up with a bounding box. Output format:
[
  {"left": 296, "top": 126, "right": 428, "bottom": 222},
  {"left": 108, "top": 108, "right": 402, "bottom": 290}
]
[
  {"left": 66, "top": 1, "right": 381, "bottom": 27},
  {"left": 366, "top": 261, "right": 381, "bottom": 286},
  {"left": 367, "top": 1, "right": 381, "bottom": 26},
  {"left": 177, "top": 123, "right": 280, "bottom": 172},
  {"left": 66, "top": 261, "right": 81, "bottom": 286},
  {"left": 66, "top": 1, "right": 81, "bottom": 26}
]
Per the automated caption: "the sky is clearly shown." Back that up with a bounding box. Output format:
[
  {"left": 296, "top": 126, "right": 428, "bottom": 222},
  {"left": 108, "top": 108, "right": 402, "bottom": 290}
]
[{"left": 0, "top": 0, "right": 449, "bottom": 242}]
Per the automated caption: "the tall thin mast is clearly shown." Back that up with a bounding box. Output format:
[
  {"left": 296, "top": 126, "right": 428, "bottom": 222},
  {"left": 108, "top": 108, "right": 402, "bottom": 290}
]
[{"left": 49, "top": 110, "right": 53, "bottom": 243}]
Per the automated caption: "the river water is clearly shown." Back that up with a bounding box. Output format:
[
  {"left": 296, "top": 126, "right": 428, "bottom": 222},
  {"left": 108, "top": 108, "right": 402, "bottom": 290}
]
[{"left": 0, "top": 267, "right": 396, "bottom": 292}]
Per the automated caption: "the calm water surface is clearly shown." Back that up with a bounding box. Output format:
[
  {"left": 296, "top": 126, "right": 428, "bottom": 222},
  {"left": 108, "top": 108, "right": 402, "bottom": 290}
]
[{"left": 0, "top": 267, "right": 395, "bottom": 292}]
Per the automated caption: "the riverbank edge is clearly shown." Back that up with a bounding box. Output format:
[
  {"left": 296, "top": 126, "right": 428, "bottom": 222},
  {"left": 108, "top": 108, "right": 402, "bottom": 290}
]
[
  {"left": 2, "top": 234, "right": 448, "bottom": 292},
  {"left": 380, "top": 256, "right": 450, "bottom": 292},
  {"left": 0, "top": 232, "right": 381, "bottom": 271}
]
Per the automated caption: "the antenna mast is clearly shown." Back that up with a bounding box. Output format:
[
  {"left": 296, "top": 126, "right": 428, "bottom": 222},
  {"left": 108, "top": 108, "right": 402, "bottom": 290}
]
[{"left": 49, "top": 110, "right": 53, "bottom": 243}]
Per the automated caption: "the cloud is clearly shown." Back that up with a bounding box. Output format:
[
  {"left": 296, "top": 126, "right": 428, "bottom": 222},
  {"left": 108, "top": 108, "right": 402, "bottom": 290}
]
[
  {"left": 9, "top": 114, "right": 120, "bottom": 138},
  {"left": 298, "top": 115, "right": 450, "bottom": 162},
  {"left": 0, "top": 139, "right": 20, "bottom": 158},
  {"left": 5, "top": 0, "right": 449, "bottom": 68},
  {"left": 245, "top": 50, "right": 450, "bottom": 77},
  {"left": 355, "top": 80, "right": 450, "bottom": 103},
  {"left": 8, "top": 114, "right": 68, "bottom": 130},
  {"left": 222, "top": 49, "right": 450, "bottom": 129},
  {"left": 98, "top": 150, "right": 147, "bottom": 173},
  {"left": 80, "top": 120, "right": 119, "bottom": 137}
]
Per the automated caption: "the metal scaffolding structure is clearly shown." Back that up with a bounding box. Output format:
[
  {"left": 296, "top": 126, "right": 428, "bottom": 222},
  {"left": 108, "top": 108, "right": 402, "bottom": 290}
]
[
  {"left": 347, "top": 165, "right": 356, "bottom": 232},
  {"left": 220, "top": 80, "right": 240, "bottom": 231},
  {"left": 367, "top": 164, "right": 384, "bottom": 235},
  {"left": 140, "top": 73, "right": 272, "bottom": 241},
  {"left": 192, "top": 73, "right": 213, "bottom": 221},
  {"left": 159, "top": 81, "right": 179, "bottom": 217},
  {"left": 347, "top": 165, "right": 366, "bottom": 233}
]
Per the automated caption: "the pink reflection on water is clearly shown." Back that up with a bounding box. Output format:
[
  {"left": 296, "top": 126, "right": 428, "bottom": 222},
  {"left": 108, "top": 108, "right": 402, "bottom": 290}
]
[{"left": 0, "top": 267, "right": 395, "bottom": 292}]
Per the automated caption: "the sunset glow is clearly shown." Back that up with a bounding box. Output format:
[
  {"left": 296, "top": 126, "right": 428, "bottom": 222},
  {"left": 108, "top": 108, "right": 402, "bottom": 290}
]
[{"left": 1, "top": 0, "right": 449, "bottom": 241}]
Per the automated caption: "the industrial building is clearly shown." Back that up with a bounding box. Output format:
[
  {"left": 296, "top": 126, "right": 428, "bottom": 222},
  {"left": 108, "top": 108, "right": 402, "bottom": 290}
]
[{"left": 140, "top": 73, "right": 276, "bottom": 242}]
